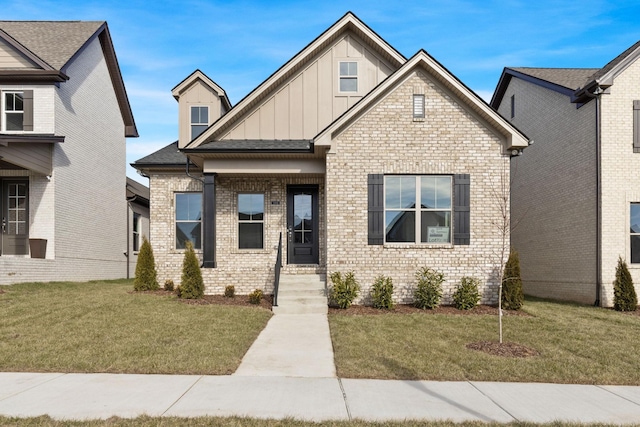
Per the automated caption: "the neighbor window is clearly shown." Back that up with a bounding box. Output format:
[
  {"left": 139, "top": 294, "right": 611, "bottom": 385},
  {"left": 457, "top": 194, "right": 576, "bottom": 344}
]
[
  {"left": 132, "top": 212, "right": 141, "bottom": 252},
  {"left": 339, "top": 61, "right": 358, "bottom": 92},
  {"left": 175, "top": 193, "right": 202, "bottom": 249},
  {"left": 384, "top": 175, "right": 452, "bottom": 243},
  {"left": 4, "top": 91, "right": 24, "bottom": 131},
  {"left": 238, "top": 193, "right": 264, "bottom": 249},
  {"left": 510, "top": 94, "right": 515, "bottom": 119},
  {"left": 190, "top": 106, "right": 209, "bottom": 140},
  {"left": 631, "top": 204, "right": 640, "bottom": 263}
]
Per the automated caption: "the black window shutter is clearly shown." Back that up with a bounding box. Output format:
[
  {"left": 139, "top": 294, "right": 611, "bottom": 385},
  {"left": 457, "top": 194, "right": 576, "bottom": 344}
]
[
  {"left": 454, "top": 174, "right": 470, "bottom": 245},
  {"left": 368, "top": 174, "right": 384, "bottom": 245},
  {"left": 634, "top": 101, "right": 640, "bottom": 153},
  {"left": 23, "top": 90, "right": 33, "bottom": 131}
]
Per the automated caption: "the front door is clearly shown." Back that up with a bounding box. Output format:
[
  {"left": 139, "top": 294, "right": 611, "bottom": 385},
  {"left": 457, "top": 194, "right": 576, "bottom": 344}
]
[
  {"left": 287, "top": 185, "right": 319, "bottom": 264},
  {"left": 1, "top": 180, "right": 29, "bottom": 256}
]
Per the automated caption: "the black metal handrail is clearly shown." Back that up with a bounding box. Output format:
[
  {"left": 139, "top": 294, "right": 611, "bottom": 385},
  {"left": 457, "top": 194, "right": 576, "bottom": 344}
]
[{"left": 273, "top": 232, "right": 283, "bottom": 307}]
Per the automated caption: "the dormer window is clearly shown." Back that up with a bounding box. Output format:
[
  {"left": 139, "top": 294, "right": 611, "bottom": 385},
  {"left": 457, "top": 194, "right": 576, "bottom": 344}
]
[
  {"left": 339, "top": 62, "right": 358, "bottom": 92},
  {"left": 190, "top": 106, "right": 209, "bottom": 140}
]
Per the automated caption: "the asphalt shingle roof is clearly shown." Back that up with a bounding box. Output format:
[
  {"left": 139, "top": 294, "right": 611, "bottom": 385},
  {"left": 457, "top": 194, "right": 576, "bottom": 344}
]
[
  {"left": 194, "top": 140, "right": 313, "bottom": 152},
  {"left": 0, "top": 21, "right": 104, "bottom": 69},
  {"left": 132, "top": 141, "right": 185, "bottom": 166},
  {"left": 509, "top": 67, "right": 600, "bottom": 90}
]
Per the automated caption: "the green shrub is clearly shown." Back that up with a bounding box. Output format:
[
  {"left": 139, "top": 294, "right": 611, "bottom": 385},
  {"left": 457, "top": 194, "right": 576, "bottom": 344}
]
[
  {"left": 164, "top": 279, "right": 175, "bottom": 292},
  {"left": 179, "top": 241, "right": 204, "bottom": 299},
  {"left": 329, "top": 271, "right": 360, "bottom": 309},
  {"left": 502, "top": 249, "right": 524, "bottom": 310},
  {"left": 452, "top": 277, "right": 481, "bottom": 310},
  {"left": 134, "top": 236, "right": 159, "bottom": 291},
  {"left": 371, "top": 275, "right": 394, "bottom": 309},
  {"left": 224, "top": 285, "right": 235, "bottom": 298},
  {"left": 414, "top": 267, "right": 444, "bottom": 309},
  {"left": 614, "top": 257, "right": 638, "bottom": 312},
  {"left": 248, "top": 289, "right": 263, "bottom": 304}
]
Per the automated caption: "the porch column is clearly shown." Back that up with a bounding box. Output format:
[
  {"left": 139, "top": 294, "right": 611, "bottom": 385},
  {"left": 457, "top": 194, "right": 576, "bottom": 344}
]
[{"left": 203, "top": 173, "right": 216, "bottom": 268}]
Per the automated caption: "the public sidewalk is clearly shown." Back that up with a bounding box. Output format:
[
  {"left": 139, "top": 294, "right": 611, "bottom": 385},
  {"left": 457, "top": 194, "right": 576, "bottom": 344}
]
[{"left": 2, "top": 372, "right": 640, "bottom": 423}]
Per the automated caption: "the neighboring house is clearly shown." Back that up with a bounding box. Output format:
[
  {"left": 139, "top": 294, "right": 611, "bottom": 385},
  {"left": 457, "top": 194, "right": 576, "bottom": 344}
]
[
  {"left": 126, "top": 177, "right": 150, "bottom": 279},
  {"left": 0, "top": 21, "right": 137, "bottom": 284},
  {"left": 133, "top": 12, "right": 527, "bottom": 303},
  {"left": 491, "top": 40, "right": 640, "bottom": 306}
]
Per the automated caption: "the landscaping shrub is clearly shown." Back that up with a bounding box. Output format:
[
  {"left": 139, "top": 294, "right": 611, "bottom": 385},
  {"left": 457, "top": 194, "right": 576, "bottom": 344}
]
[
  {"left": 179, "top": 241, "right": 204, "bottom": 299},
  {"left": 329, "top": 271, "right": 360, "bottom": 309},
  {"left": 164, "top": 280, "right": 175, "bottom": 292},
  {"left": 614, "top": 257, "right": 638, "bottom": 312},
  {"left": 452, "top": 277, "right": 481, "bottom": 310},
  {"left": 224, "top": 285, "right": 235, "bottom": 298},
  {"left": 414, "top": 267, "right": 444, "bottom": 309},
  {"left": 134, "top": 236, "right": 159, "bottom": 291},
  {"left": 248, "top": 289, "right": 263, "bottom": 304},
  {"left": 502, "top": 249, "right": 524, "bottom": 310},
  {"left": 371, "top": 275, "right": 394, "bottom": 309}
]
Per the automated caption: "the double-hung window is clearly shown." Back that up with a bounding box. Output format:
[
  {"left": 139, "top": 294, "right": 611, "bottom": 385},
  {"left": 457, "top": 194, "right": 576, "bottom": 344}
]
[
  {"left": 238, "top": 193, "right": 264, "bottom": 249},
  {"left": 339, "top": 61, "right": 358, "bottom": 92},
  {"left": 384, "top": 175, "right": 452, "bottom": 243},
  {"left": 132, "top": 212, "right": 141, "bottom": 252},
  {"left": 631, "top": 203, "right": 640, "bottom": 263},
  {"left": 4, "top": 91, "right": 24, "bottom": 131},
  {"left": 175, "top": 193, "right": 202, "bottom": 249},
  {"left": 190, "top": 106, "right": 209, "bottom": 140}
]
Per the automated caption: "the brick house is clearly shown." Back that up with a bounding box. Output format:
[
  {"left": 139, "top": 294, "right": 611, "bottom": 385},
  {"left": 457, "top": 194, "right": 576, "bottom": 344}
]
[
  {"left": 0, "top": 21, "right": 137, "bottom": 284},
  {"left": 133, "top": 12, "right": 527, "bottom": 304},
  {"left": 491, "top": 40, "right": 640, "bottom": 307},
  {"left": 126, "top": 177, "right": 150, "bottom": 279}
]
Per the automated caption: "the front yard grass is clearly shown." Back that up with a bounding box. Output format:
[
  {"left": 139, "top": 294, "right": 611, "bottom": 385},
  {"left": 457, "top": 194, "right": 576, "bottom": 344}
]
[
  {"left": 0, "top": 280, "right": 272, "bottom": 374},
  {"left": 329, "top": 297, "right": 640, "bottom": 385}
]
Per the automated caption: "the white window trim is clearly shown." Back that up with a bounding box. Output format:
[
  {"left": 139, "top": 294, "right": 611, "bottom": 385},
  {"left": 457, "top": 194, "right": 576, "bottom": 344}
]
[
  {"left": 237, "top": 193, "right": 265, "bottom": 250},
  {"left": 384, "top": 175, "right": 452, "bottom": 245},
  {"left": 2, "top": 91, "right": 24, "bottom": 132},
  {"left": 338, "top": 60, "right": 359, "bottom": 93},
  {"left": 631, "top": 202, "right": 640, "bottom": 264},
  {"left": 190, "top": 105, "right": 209, "bottom": 140}
]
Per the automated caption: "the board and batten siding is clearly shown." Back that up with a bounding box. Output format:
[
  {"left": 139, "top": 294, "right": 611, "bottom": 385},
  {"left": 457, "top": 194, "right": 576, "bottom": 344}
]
[
  {"left": 222, "top": 32, "right": 395, "bottom": 141},
  {"left": 177, "top": 80, "right": 226, "bottom": 148},
  {"left": 0, "top": 37, "right": 37, "bottom": 68}
]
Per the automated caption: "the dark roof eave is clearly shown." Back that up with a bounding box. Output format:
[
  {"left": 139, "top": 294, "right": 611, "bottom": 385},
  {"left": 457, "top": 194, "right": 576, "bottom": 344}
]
[
  {"left": 183, "top": 147, "right": 314, "bottom": 154},
  {"left": 0, "top": 69, "right": 68, "bottom": 83},
  {"left": 0, "top": 134, "right": 65, "bottom": 144},
  {"left": 131, "top": 162, "right": 187, "bottom": 169}
]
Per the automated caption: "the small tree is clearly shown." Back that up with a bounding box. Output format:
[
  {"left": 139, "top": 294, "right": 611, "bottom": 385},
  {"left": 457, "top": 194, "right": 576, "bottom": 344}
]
[
  {"left": 134, "top": 235, "right": 158, "bottom": 291},
  {"left": 614, "top": 257, "right": 638, "bottom": 311},
  {"left": 179, "top": 241, "right": 204, "bottom": 299},
  {"left": 502, "top": 249, "right": 524, "bottom": 310}
]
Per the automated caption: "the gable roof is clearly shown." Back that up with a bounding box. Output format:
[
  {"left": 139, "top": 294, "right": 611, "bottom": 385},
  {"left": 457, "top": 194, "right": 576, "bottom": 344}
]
[
  {"left": 172, "top": 69, "right": 232, "bottom": 111},
  {"left": 316, "top": 50, "right": 528, "bottom": 150},
  {"left": 185, "top": 11, "right": 406, "bottom": 149},
  {"left": 126, "top": 177, "right": 149, "bottom": 203},
  {"left": 0, "top": 21, "right": 138, "bottom": 137},
  {"left": 491, "top": 39, "right": 640, "bottom": 108}
]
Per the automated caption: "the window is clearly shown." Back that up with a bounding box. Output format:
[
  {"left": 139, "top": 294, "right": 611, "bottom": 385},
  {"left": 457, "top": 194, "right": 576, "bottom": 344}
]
[
  {"left": 634, "top": 100, "right": 640, "bottom": 153},
  {"left": 4, "top": 92, "right": 24, "bottom": 131},
  {"left": 384, "top": 176, "right": 452, "bottom": 243},
  {"left": 339, "top": 61, "right": 358, "bottom": 92},
  {"left": 175, "top": 193, "right": 202, "bottom": 249},
  {"left": 631, "top": 204, "right": 640, "bottom": 263},
  {"left": 413, "top": 94, "right": 425, "bottom": 118},
  {"left": 238, "top": 193, "right": 264, "bottom": 249},
  {"left": 190, "top": 106, "right": 209, "bottom": 140},
  {"left": 132, "top": 212, "right": 141, "bottom": 252},
  {"left": 510, "top": 94, "right": 515, "bottom": 119}
]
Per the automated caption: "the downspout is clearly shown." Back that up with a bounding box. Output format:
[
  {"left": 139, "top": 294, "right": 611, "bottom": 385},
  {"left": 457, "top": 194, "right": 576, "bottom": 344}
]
[{"left": 583, "top": 87, "right": 603, "bottom": 306}]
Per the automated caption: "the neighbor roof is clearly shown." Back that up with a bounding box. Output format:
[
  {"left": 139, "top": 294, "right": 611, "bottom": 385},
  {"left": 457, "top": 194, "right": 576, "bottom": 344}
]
[
  {"left": 509, "top": 68, "right": 599, "bottom": 91},
  {"left": 0, "top": 21, "right": 138, "bottom": 137},
  {"left": 132, "top": 141, "right": 186, "bottom": 167},
  {"left": 126, "top": 177, "right": 149, "bottom": 203}
]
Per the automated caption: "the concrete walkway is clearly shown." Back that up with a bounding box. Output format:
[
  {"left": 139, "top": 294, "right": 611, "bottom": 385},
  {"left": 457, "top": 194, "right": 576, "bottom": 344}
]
[
  {"left": 234, "top": 314, "right": 336, "bottom": 377},
  {"left": 3, "top": 372, "right": 640, "bottom": 423}
]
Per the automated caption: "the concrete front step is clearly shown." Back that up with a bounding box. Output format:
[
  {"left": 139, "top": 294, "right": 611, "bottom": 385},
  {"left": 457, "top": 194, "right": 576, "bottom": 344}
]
[{"left": 274, "top": 274, "right": 328, "bottom": 315}]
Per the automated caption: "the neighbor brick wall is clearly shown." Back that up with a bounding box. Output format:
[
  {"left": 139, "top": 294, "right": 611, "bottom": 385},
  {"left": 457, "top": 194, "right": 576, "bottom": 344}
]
[
  {"left": 326, "top": 70, "right": 511, "bottom": 305},
  {"left": 495, "top": 77, "right": 598, "bottom": 305}
]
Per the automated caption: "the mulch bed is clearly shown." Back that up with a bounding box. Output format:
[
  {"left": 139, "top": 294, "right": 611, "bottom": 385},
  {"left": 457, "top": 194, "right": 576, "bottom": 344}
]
[
  {"left": 329, "top": 304, "right": 531, "bottom": 316},
  {"left": 132, "top": 289, "right": 273, "bottom": 310},
  {"left": 466, "top": 341, "right": 540, "bottom": 358}
]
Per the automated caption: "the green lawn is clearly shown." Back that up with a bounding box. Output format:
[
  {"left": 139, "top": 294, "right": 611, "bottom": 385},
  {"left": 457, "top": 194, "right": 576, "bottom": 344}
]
[
  {"left": 329, "top": 298, "right": 640, "bottom": 385},
  {"left": 0, "top": 280, "right": 272, "bottom": 374},
  {"left": 0, "top": 416, "right": 610, "bottom": 427}
]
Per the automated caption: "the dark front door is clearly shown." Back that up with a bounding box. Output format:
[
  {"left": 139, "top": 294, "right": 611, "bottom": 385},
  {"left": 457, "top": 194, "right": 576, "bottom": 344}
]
[
  {"left": 1, "top": 180, "right": 29, "bottom": 256},
  {"left": 287, "top": 185, "right": 319, "bottom": 264}
]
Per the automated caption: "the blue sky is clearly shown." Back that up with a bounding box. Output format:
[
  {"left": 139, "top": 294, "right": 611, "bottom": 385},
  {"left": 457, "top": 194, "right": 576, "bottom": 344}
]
[{"left": 4, "top": 0, "right": 640, "bottom": 184}]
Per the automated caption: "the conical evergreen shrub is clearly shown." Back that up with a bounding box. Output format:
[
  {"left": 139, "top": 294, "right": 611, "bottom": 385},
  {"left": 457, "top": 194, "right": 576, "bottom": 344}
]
[
  {"left": 179, "top": 240, "right": 204, "bottom": 299},
  {"left": 502, "top": 249, "right": 524, "bottom": 310},
  {"left": 134, "top": 235, "right": 158, "bottom": 291},
  {"left": 614, "top": 257, "right": 638, "bottom": 311}
]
